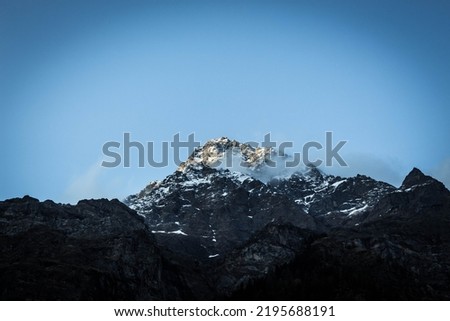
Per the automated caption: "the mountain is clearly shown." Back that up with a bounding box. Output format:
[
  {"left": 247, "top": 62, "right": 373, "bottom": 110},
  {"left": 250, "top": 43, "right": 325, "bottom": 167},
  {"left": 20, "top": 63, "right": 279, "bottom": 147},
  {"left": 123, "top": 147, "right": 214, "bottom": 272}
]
[
  {"left": 1, "top": 137, "right": 450, "bottom": 300},
  {"left": 124, "top": 137, "right": 395, "bottom": 261}
]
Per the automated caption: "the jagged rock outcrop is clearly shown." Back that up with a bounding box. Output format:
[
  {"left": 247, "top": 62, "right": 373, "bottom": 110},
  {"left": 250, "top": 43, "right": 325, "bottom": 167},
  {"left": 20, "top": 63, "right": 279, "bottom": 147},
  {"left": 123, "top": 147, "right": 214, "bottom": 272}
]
[{"left": 0, "top": 196, "right": 190, "bottom": 300}]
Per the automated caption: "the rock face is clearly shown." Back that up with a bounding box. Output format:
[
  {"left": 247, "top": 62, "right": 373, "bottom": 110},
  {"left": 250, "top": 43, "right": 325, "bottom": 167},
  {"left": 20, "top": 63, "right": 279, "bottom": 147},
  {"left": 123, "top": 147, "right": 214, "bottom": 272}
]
[
  {"left": 228, "top": 166, "right": 450, "bottom": 300},
  {"left": 1, "top": 137, "right": 450, "bottom": 300},
  {"left": 0, "top": 197, "right": 189, "bottom": 300}
]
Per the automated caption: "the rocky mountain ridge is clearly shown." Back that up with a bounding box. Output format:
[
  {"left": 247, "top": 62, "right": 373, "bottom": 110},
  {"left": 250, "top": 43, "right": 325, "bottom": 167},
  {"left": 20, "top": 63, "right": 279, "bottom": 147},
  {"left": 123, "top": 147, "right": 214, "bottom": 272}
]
[{"left": 1, "top": 137, "right": 449, "bottom": 300}]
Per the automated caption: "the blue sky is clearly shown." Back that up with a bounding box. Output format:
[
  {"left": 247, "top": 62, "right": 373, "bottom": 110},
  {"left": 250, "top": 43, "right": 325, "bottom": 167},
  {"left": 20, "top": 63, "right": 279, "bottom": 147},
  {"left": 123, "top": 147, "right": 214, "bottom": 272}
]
[{"left": 1, "top": 0, "right": 449, "bottom": 203}]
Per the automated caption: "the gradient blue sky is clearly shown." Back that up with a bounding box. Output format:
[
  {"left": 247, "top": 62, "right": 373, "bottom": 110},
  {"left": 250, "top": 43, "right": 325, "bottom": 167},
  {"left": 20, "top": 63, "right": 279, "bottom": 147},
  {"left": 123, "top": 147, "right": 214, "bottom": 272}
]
[{"left": 1, "top": 0, "right": 449, "bottom": 203}]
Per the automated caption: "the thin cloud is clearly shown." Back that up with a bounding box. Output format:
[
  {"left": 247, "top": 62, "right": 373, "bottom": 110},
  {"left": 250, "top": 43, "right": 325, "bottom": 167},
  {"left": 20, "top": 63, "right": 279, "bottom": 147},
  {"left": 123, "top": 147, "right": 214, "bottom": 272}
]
[
  {"left": 63, "top": 161, "right": 105, "bottom": 204},
  {"left": 431, "top": 158, "right": 450, "bottom": 189},
  {"left": 325, "top": 152, "right": 404, "bottom": 187}
]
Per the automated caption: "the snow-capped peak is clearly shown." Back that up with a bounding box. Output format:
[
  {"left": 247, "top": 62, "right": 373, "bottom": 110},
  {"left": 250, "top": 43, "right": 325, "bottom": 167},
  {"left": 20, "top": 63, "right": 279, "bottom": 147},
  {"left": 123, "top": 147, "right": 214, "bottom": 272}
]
[
  {"left": 177, "top": 137, "right": 271, "bottom": 170},
  {"left": 177, "top": 137, "right": 303, "bottom": 183}
]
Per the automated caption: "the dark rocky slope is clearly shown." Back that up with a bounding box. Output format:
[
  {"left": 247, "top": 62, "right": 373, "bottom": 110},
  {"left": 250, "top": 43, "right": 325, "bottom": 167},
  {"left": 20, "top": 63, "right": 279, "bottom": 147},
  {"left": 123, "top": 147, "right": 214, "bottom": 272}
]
[{"left": 0, "top": 197, "right": 189, "bottom": 300}]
